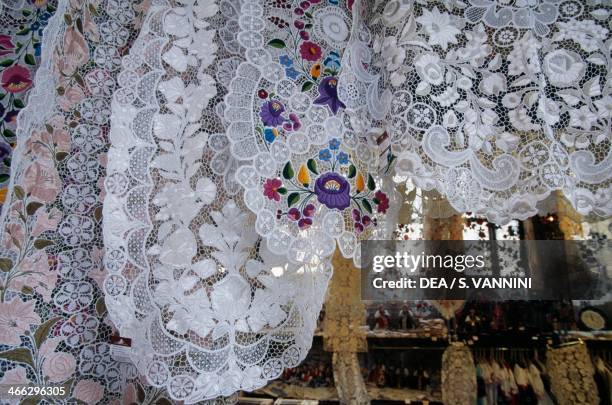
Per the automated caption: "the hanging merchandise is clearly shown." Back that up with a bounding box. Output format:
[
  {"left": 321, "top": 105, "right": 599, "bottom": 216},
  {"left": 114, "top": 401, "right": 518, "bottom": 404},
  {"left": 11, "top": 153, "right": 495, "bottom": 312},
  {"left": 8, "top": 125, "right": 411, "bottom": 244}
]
[
  {"left": 103, "top": 0, "right": 331, "bottom": 401},
  {"left": 343, "top": 0, "right": 612, "bottom": 224},
  {"left": 0, "top": 0, "right": 59, "bottom": 204},
  {"left": 441, "top": 343, "right": 477, "bottom": 405},
  {"left": 225, "top": 0, "right": 398, "bottom": 267},
  {"left": 0, "top": 0, "right": 166, "bottom": 402},
  {"left": 547, "top": 341, "right": 600, "bottom": 405}
]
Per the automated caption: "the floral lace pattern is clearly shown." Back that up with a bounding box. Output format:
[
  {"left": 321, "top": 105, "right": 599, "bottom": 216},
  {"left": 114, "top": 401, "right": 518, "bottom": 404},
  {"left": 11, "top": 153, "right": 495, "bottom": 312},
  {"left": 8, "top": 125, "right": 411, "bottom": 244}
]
[
  {"left": 103, "top": 0, "right": 331, "bottom": 401},
  {"left": 225, "top": 0, "right": 395, "bottom": 266},
  {"left": 0, "top": 0, "right": 609, "bottom": 402},
  {"left": 0, "top": 0, "right": 182, "bottom": 403},
  {"left": 0, "top": 0, "right": 58, "bottom": 204},
  {"left": 349, "top": 0, "right": 611, "bottom": 223}
]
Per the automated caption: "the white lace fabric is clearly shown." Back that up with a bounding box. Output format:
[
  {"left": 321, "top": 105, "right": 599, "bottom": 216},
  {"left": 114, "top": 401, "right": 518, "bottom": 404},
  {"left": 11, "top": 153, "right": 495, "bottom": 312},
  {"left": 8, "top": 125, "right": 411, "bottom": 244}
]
[
  {"left": 103, "top": 0, "right": 330, "bottom": 401},
  {"left": 347, "top": 0, "right": 611, "bottom": 224},
  {"left": 0, "top": 0, "right": 608, "bottom": 402},
  {"left": 223, "top": 0, "right": 397, "bottom": 268}
]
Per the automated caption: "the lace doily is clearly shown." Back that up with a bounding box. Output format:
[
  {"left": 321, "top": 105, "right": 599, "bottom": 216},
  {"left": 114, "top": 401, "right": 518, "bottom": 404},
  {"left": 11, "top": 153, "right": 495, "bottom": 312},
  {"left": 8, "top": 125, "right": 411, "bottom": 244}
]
[
  {"left": 224, "top": 0, "right": 394, "bottom": 266},
  {"left": 348, "top": 0, "right": 611, "bottom": 224},
  {"left": 103, "top": 1, "right": 331, "bottom": 401}
]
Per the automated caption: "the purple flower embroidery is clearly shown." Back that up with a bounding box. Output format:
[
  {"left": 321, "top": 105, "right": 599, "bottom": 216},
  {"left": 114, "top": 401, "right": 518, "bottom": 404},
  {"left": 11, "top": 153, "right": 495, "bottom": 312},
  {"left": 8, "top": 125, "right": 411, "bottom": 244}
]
[
  {"left": 313, "top": 77, "right": 345, "bottom": 115},
  {"left": 314, "top": 172, "right": 350, "bottom": 210},
  {"left": 260, "top": 100, "right": 287, "bottom": 127}
]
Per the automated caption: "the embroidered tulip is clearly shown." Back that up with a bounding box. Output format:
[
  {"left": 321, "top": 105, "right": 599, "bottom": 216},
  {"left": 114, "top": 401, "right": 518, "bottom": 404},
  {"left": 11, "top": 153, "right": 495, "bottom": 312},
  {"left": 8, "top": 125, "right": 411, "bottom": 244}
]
[
  {"left": 314, "top": 172, "right": 350, "bottom": 210},
  {"left": 313, "top": 76, "right": 345, "bottom": 114},
  {"left": 1, "top": 65, "right": 32, "bottom": 94},
  {"left": 298, "top": 164, "right": 310, "bottom": 186},
  {"left": 355, "top": 173, "right": 365, "bottom": 193},
  {"left": 310, "top": 62, "right": 321, "bottom": 79}
]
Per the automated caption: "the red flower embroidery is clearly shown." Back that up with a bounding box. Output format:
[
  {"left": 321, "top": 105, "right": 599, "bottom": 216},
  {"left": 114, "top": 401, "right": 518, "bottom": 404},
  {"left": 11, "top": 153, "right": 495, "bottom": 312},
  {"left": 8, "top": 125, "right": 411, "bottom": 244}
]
[
  {"left": 1, "top": 65, "right": 33, "bottom": 94},
  {"left": 263, "top": 178, "right": 283, "bottom": 201},
  {"left": 299, "top": 41, "right": 322, "bottom": 62}
]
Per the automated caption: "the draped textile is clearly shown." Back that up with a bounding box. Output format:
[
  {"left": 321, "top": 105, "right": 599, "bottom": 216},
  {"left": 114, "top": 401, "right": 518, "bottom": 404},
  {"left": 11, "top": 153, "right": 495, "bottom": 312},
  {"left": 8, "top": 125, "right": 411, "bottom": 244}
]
[
  {"left": 0, "top": 0, "right": 609, "bottom": 403},
  {"left": 348, "top": 0, "right": 612, "bottom": 223}
]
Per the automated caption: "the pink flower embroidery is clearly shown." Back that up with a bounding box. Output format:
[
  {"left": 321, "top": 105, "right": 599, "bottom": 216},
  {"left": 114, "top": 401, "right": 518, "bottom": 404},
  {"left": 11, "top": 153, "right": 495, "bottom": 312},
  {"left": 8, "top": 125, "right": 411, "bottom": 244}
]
[
  {"left": 12, "top": 251, "right": 58, "bottom": 301},
  {"left": 58, "top": 84, "right": 86, "bottom": 112},
  {"left": 1, "top": 65, "right": 32, "bottom": 94},
  {"left": 299, "top": 41, "right": 322, "bottom": 61},
  {"left": 0, "top": 35, "right": 15, "bottom": 57},
  {"left": 73, "top": 379, "right": 104, "bottom": 404},
  {"left": 32, "top": 207, "right": 62, "bottom": 237},
  {"left": 57, "top": 27, "right": 89, "bottom": 76},
  {"left": 0, "top": 365, "right": 28, "bottom": 385},
  {"left": 263, "top": 178, "right": 283, "bottom": 201},
  {"left": 0, "top": 297, "right": 41, "bottom": 345},
  {"left": 42, "top": 352, "right": 77, "bottom": 383},
  {"left": 25, "top": 128, "right": 71, "bottom": 160},
  {"left": 23, "top": 161, "right": 61, "bottom": 202},
  {"left": 0, "top": 366, "right": 29, "bottom": 404}
]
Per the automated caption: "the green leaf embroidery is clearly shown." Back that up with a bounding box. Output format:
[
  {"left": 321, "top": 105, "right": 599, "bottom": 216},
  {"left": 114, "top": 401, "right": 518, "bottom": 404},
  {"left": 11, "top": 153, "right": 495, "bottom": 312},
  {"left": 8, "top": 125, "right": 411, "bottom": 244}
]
[
  {"left": 96, "top": 297, "right": 107, "bottom": 317},
  {"left": 13, "top": 99, "right": 25, "bottom": 109},
  {"left": 33, "top": 239, "right": 55, "bottom": 249},
  {"left": 348, "top": 164, "right": 356, "bottom": 179},
  {"left": 267, "top": 39, "right": 286, "bottom": 49},
  {"left": 24, "top": 54, "right": 36, "bottom": 66},
  {"left": 277, "top": 187, "right": 287, "bottom": 195},
  {"left": 73, "top": 73, "right": 85, "bottom": 88},
  {"left": 34, "top": 317, "right": 61, "bottom": 349},
  {"left": 362, "top": 199, "right": 373, "bottom": 214},
  {"left": 0, "top": 347, "right": 35, "bottom": 370},
  {"left": 301, "top": 81, "right": 314, "bottom": 92},
  {"left": 14, "top": 185, "right": 25, "bottom": 199},
  {"left": 0, "top": 258, "right": 13, "bottom": 272},
  {"left": 282, "top": 161, "right": 294, "bottom": 179},
  {"left": 26, "top": 202, "right": 44, "bottom": 216},
  {"left": 307, "top": 158, "right": 318, "bottom": 174},
  {"left": 0, "top": 59, "right": 14, "bottom": 67},
  {"left": 287, "top": 192, "right": 300, "bottom": 207},
  {"left": 367, "top": 174, "right": 376, "bottom": 191}
]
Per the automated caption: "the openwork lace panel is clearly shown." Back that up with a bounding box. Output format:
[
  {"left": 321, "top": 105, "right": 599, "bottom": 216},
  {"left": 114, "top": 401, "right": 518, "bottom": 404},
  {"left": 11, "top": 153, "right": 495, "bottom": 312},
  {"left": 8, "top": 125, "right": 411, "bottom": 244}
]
[
  {"left": 343, "top": 0, "right": 611, "bottom": 224},
  {"left": 103, "top": 0, "right": 331, "bottom": 401},
  {"left": 0, "top": 0, "right": 175, "bottom": 403},
  {"left": 224, "top": 0, "right": 397, "bottom": 267},
  {"left": 0, "top": 0, "right": 58, "bottom": 204}
]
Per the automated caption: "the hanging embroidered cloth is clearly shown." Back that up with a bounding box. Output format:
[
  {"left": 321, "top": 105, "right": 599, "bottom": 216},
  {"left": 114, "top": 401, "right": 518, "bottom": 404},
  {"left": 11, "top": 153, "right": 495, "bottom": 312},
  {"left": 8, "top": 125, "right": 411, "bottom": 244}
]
[{"left": 0, "top": 0, "right": 609, "bottom": 403}]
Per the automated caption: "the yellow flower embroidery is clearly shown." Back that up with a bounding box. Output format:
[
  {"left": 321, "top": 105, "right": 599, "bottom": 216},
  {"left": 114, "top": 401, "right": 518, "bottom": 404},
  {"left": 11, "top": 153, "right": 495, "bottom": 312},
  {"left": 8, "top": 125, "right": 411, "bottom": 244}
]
[
  {"left": 355, "top": 173, "right": 365, "bottom": 193},
  {"left": 298, "top": 164, "right": 310, "bottom": 186}
]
